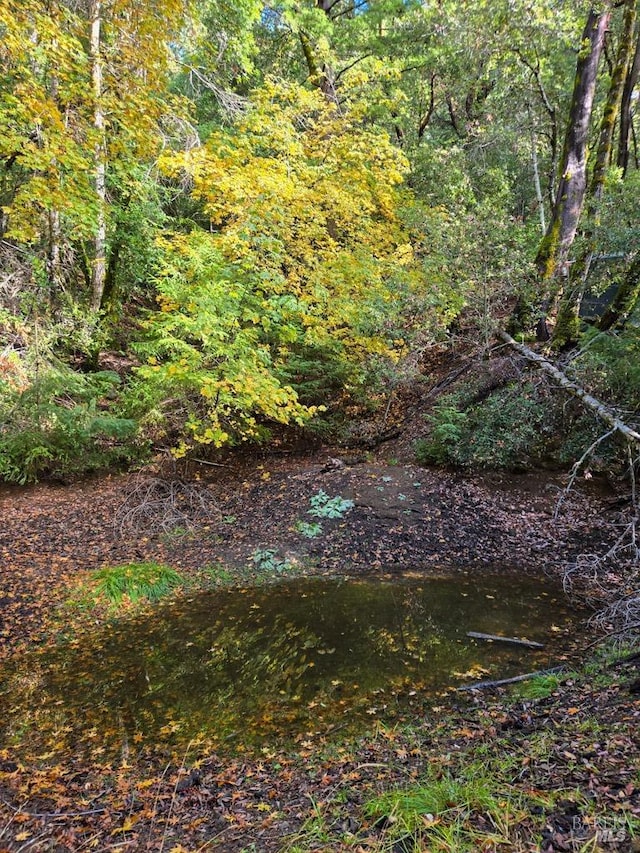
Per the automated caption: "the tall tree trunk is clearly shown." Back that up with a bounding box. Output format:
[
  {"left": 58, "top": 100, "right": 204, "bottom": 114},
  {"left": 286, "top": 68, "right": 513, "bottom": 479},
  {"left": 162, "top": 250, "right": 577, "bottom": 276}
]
[
  {"left": 90, "top": 0, "right": 107, "bottom": 313},
  {"left": 591, "top": 0, "right": 637, "bottom": 201},
  {"left": 531, "top": 125, "right": 546, "bottom": 234},
  {"left": 534, "top": 6, "right": 610, "bottom": 336},
  {"left": 47, "top": 53, "right": 63, "bottom": 301},
  {"left": 553, "top": 0, "right": 636, "bottom": 348},
  {"left": 618, "top": 28, "right": 640, "bottom": 175}
]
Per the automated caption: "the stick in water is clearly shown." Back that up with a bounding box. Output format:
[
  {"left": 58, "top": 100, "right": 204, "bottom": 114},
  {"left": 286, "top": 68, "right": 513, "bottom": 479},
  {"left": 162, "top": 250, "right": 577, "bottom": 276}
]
[{"left": 466, "top": 632, "right": 545, "bottom": 649}]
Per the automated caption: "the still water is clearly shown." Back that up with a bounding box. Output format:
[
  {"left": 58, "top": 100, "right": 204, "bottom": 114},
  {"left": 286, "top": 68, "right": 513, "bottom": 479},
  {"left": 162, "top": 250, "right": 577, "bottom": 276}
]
[{"left": 0, "top": 574, "right": 581, "bottom": 759}]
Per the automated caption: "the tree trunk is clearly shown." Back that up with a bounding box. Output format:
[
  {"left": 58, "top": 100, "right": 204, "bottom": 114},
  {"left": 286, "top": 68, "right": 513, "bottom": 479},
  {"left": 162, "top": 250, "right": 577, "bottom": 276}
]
[
  {"left": 553, "top": 0, "right": 636, "bottom": 348},
  {"left": 90, "top": 0, "right": 107, "bottom": 313},
  {"left": 46, "top": 42, "right": 63, "bottom": 301},
  {"left": 592, "top": 0, "right": 637, "bottom": 199},
  {"left": 534, "top": 6, "right": 610, "bottom": 332},
  {"left": 618, "top": 28, "right": 640, "bottom": 175},
  {"left": 496, "top": 329, "right": 640, "bottom": 447},
  {"left": 531, "top": 124, "right": 546, "bottom": 233}
]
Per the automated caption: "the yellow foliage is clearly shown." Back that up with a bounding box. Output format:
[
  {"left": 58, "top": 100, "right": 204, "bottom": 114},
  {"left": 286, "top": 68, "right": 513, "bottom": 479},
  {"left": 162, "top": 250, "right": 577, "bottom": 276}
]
[{"left": 159, "top": 80, "right": 413, "bottom": 370}]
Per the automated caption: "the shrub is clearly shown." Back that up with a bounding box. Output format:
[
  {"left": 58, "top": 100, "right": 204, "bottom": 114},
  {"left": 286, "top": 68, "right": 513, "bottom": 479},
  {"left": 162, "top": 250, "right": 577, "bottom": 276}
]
[
  {"left": 415, "top": 397, "right": 469, "bottom": 465},
  {"left": 0, "top": 363, "right": 139, "bottom": 483},
  {"left": 416, "top": 384, "right": 548, "bottom": 470}
]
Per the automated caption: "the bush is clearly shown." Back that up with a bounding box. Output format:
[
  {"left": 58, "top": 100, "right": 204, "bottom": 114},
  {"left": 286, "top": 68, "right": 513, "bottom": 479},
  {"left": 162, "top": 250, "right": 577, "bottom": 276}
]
[
  {"left": 415, "top": 397, "right": 469, "bottom": 465},
  {"left": 416, "top": 384, "right": 548, "bottom": 470},
  {"left": 0, "top": 362, "right": 139, "bottom": 483}
]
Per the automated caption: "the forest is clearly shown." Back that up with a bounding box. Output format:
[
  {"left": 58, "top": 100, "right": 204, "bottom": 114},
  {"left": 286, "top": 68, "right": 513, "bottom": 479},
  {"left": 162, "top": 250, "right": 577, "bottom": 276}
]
[
  {"left": 1, "top": 1, "right": 640, "bottom": 851},
  {"left": 0, "top": 0, "right": 638, "bottom": 480}
]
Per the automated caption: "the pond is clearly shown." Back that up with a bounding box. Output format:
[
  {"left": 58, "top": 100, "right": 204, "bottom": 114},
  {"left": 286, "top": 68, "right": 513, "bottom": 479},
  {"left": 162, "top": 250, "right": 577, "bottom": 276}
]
[{"left": 0, "top": 574, "right": 582, "bottom": 761}]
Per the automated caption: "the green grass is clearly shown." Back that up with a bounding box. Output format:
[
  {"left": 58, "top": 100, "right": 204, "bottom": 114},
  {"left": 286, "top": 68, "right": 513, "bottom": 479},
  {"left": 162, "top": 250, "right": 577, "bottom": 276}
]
[
  {"left": 361, "top": 762, "right": 549, "bottom": 852},
  {"left": 78, "top": 561, "right": 186, "bottom": 609},
  {"left": 514, "top": 672, "right": 561, "bottom": 699}
]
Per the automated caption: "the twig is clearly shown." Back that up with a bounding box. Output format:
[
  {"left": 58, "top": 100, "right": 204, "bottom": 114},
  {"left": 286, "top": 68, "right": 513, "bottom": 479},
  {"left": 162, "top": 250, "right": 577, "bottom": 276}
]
[
  {"left": 584, "top": 622, "right": 640, "bottom": 649},
  {"left": 554, "top": 427, "right": 616, "bottom": 520},
  {"left": 16, "top": 830, "right": 51, "bottom": 852},
  {"left": 159, "top": 740, "right": 194, "bottom": 853},
  {"left": 0, "top": 798, "right": 106, "bottom": 819},
  {"left": 191, "top": 458, "right": 233, "bottom": 468}
]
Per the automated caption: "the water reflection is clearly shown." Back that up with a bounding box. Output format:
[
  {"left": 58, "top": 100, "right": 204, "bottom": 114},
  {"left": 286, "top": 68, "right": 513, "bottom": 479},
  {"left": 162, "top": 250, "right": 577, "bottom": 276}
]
[{"left": 0, "top": 575, "right": 580, "bottom": 759}]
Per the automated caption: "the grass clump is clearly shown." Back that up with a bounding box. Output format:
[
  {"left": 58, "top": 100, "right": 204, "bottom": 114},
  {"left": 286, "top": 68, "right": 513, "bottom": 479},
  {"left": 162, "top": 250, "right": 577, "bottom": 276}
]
[
  {"left": 363, "top": 761, "right": 551, "bottom": 852},
  {"left": 514, "top": 672, "right": 561, "bottom": 700},
  {"left": 78, "top": 561, "right": 185, "bottom": 610}
]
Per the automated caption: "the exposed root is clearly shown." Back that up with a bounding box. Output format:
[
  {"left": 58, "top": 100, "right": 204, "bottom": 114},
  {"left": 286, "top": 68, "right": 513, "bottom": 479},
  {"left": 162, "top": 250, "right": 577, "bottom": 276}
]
[{"left": 115, "top": 474, "right": 219, "bottom": 537}]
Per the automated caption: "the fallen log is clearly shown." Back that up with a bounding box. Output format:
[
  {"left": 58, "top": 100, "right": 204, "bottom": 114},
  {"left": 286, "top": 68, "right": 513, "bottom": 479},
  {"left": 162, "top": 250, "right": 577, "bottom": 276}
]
[
  {"left": 457, "top": 666, "right": 563, "bottom": 692},
  {"left": 466, "top": 631, "right": 544, "bottom": 649},
  {"left": 496, "top": 329, "right": 640, "bottom": 447}
]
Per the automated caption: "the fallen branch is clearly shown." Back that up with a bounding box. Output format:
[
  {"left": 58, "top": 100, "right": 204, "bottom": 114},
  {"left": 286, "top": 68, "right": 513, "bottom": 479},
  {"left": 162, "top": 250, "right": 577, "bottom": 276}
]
[
  {"left": 466, "top": 631, "right": 545, "bottom": 649},
  {"left": 457, "top": 666, "right": 563, "bottom": 692},
  {"left": 496, "top": 330, "right": 640, "bottom": 446}
]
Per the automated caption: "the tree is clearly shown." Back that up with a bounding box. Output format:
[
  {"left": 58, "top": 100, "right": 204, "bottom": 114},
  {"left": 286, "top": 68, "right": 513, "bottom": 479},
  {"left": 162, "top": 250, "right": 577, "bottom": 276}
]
[
  {"left": 553, "top": 0, "right": 638, "bottom": 347},
  {"left": 0, "top": 0, "right": 187, "bottom": 315},
  {"left": 134, "top": 80, "right": 418, "bottom": 454},
  {"left": 534, "top": 4, "right": 611, "bottom": 306}
]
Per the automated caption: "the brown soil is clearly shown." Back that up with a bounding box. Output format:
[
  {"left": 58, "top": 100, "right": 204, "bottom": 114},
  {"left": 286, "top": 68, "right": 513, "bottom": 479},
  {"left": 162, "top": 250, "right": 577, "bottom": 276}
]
[
  {"left": 0, "top": 362, "right": 637, "bottom": 852},
  {"left": 0, "top": 446, "right": 616, "bottom": 656}
]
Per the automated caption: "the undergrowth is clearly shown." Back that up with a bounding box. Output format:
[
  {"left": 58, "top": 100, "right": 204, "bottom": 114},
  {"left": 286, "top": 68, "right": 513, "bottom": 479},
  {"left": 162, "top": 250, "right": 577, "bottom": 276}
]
[
  {"left": 415, "top": 382, "right": 548, "bottom": 470},
  {"left": 0, "top": 362, "right": 140, "bottom": 483}
]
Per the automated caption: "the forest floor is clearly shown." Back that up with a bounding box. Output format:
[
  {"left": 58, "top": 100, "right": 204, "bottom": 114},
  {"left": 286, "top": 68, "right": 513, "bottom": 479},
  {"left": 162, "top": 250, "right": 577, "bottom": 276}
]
[{"left": 1, "top": 359, "right": 640, "bottom": 850}]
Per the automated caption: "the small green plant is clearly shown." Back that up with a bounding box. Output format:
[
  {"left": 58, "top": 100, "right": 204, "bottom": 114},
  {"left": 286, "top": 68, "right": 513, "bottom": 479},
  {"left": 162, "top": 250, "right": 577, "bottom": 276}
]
[
  {"left": 251, "top": 548, "right": 292, "bottom": 574},
  {"left": 76, "top": 562, "right": 185, "bottom": 610},
  {"left": 308, "top": 490, "right": 354, "bottom": 519},
  {"left": 416, "top": 397, "right": 469, "bottom": 466},
  {"left": 295, "top": 520, "right": 323, "bottom": 538},
  {"left": 515, "top": 673, "right": 561, "bottom": 700}
]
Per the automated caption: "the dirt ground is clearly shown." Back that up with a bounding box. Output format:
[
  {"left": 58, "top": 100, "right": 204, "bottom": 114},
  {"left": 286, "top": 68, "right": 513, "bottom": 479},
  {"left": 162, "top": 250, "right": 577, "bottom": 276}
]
[
  {"left": 0, "top": 399, "right": 638, "bottom": 852},
  {"left": 0, "top": 441, "right": 618, "bottom": 656}
]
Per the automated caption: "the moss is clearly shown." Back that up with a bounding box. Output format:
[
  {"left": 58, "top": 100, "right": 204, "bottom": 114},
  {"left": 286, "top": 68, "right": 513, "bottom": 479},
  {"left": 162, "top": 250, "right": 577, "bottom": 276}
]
[
  {"left": 535, "top": 218, "right": 561, "bottom": 283},
  {"left": 552, "top": 301, "right": 581, "bottom": 349}
]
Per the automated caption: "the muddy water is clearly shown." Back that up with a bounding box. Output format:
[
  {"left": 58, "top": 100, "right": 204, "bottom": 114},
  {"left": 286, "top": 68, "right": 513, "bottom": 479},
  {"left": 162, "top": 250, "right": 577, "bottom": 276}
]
[{"left": 0, "top": 574, "right": 582, "bottom": 760}]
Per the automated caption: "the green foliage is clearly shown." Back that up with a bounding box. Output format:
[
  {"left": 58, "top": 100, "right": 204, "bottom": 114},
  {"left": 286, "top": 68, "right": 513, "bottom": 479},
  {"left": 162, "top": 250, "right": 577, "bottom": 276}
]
[
  {"left": 416, "top": 383, "right": 548, "bottom": 470},
  {"left": 308, "top": 490, "right": 354, "bottom": 519},
  {"left": 78, "top": 562, "right": 185, "bottom": 610},
  {"left": 251, "top": 548, "right": 293, "bottom": 574},
  {"left": 137, "top": 79, "right": 421, "bottom": 455},
  {"left": 415, "top": 398, "right": 469, "bottom": 466},
  {"left": 132, "top": 231, "right": 314, "bottom": 455},
  {"left": 0, "top": 361, "right": 138, "bottom": 483},
  {"left": 295, "top": 520, "right": 323, "bottom": 539},
  {"left": 571, "top": 326, "right": 640, "bottom": 410}
]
